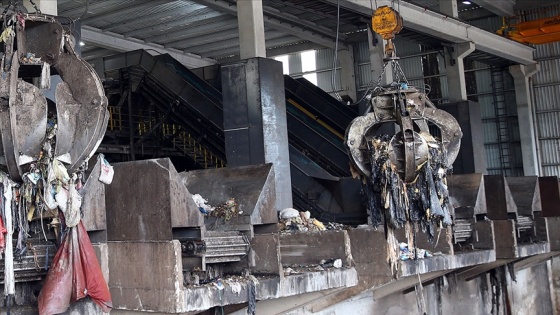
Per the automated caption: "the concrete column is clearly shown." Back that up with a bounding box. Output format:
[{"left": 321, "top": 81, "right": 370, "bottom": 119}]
[
  {"left": 237, "top": 0, "right": 266, "bottom": 59},
  {"left": 509, "top": 63, "right": 540, "bottom": 176},
  {"left": 337, "top": 46, "right": 357, "bottom": 103},
  {"left": 221, "top": 58, "right": 292, "bottom": 211},
  {"left": 24, "top": 0, "right": 57, "bottom": 15},
  {"left": 445, "top": 42, "right": 475, "bottom": 102},
  {"left": 439, "top": 0, "right": 458, "bottom": 17},
  {"left": 367, "top": 28, "right": 393, "bottom": 87}
]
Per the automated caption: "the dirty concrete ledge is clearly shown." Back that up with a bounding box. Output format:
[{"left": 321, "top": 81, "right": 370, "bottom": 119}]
[
  {"left": 182, "top": 267, "right": 358, "bottom": 312},
  {"left": 400, "top": 249, "right": 496, "bottom": 276}
]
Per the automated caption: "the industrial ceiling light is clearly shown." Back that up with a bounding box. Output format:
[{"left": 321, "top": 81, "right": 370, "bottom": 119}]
[
  {"left": 462, "top": 1, "right": 472, "bottom": 4},
  {"left": 79, "top": 41, "right": 85, "bottom": 46}
]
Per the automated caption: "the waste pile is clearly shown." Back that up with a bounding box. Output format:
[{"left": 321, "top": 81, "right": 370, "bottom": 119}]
[
  {"left": 365, "top": 134, "right": 453, "bottom": 237},
  {"left": 192, "top": 194, "right": 242, "bottom": 221},
  {"left": 283, "top": 258, "right": 343, "bottom": 275},
  {"left": 397, "top": 242, "right": 434, "bottom": 261},
  {"left": 360, "top": 134, "right": 453, "bottom": 271},
  {"left": 277, "top": 208, "right": 345, "bottom": 233}
]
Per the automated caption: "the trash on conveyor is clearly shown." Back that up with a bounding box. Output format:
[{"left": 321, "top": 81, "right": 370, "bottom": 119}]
[
  {"left": 192, "top": 194, "right": 242, "bottom": 221},
  {"left": 283, "top": 258, "right": 344, "bottom": 275},
  {"left": 278, "top": 209, "right": 346, "bottom": 233}
]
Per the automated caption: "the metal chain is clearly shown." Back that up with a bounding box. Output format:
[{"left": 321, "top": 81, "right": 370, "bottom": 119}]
[
  {"left": 2, "top": 0, "right": 17, "bottom": 16},
  {"left": 374, "top": 61, "right": 389, "bottom": 88},
  {"left": 28, "top": 0, "right": 41, "bottom": 13}
]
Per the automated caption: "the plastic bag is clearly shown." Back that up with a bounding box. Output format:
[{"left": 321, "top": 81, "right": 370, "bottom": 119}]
[
  {"left": 99, "top": 156, "right": 114, "bottom": 185},
  {"left": 38, "top": 222, "right": 112, "bottom": 315}
]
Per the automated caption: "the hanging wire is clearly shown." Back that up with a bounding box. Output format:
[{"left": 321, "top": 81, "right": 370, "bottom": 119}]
[{"left": 331, "top": 0, "right": 343, "bottom": 102}]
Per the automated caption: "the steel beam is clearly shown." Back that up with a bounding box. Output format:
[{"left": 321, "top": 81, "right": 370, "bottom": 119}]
[
  {"left": 194, "top": 0, "right": 345, "bottom": 49},
  {"left": 105, "top": 2, "right": 207, "bottom": 32},
  {"left": 81, "top": 1, "right": 172, "bottom": 25},
  {"left": 82, "top": 47, "right": 119, "bottom": 61},
  {"left": 147, "top": 18, "right": 237, "bottom": 44},
  {"left": 189, "top": 30, "right": 285, "bottom": 53},
  {"left": 472, "top": 0, "right": 515, "bottom": 17},
  {"left": 124, "top": 9, "right": 225, "bottom": 38},
  {"left": 80, "top": 26, "right": 217, "bottom": 68},
  {"left": 320, "top": 0, "right": 535, "bottom": 65},
  {"left": 201, "top": 36, "right": 302, "bottom": 59},
  {"left": 165, "top": 27, "right": 241, "bottom": 47}
]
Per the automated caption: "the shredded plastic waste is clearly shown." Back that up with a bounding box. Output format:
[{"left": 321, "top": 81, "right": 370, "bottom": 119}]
[
  {"left": 278, "top": 210, "right": 346, "bottom": 233},
  {"left": 398, "top": 242, "right": 434, "bottom": 261},
  {"left": 192, "top": 194, "right": 242, "bottom": 221},
  {"left": 284, "top": 258, "right": 344, "bottom": 275},
  {"left": 192, "top": 194, "right": 214, "bottom": 214}
]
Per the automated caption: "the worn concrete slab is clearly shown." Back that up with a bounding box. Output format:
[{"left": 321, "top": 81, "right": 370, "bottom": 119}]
[
  {"left": 82, "top": 156, "right": 107, "bottom": 232},
  {"left": 250, "top": 233, "right": 282, "bottom": 276},
  {"left": 279, "top": 230, "right": 353, "bottom": 267},
  {"left": 107, "top": 239, "right": 357, "bottom": 314},
  {"left": 182, "top": 268, "right": 357, "bottom": 312},
  {"left": 107, "top": 241, "right": 184, "bottom": 313},
  {"left": 106, "top": 158, "right": 201, "bottom": 242}
]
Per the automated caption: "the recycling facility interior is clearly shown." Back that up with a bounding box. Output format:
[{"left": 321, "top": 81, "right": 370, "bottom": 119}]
[{"left": 2, "top": 0, "right": 560, "bottom": 314}]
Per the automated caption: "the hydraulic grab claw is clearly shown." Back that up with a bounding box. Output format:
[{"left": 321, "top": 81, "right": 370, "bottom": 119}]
[
  {"left": 0, "top": 13, "right": 109, "bottom": 180},
  {"left": 345, "top": 86, "right": 463, "bottom": 182}
]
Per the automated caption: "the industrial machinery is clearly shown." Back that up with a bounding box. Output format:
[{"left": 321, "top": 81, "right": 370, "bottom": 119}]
[
  {"left": 345, "top": 6, "right": 462, "bottom": 244},
  {"left": 0, "top": 6, "right": 110, "bottom": 311},
  {"left": 497, "top": 14, "right": 560, "bottom": 45}
]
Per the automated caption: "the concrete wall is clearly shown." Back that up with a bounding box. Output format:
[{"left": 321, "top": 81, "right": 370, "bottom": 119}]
[{"left": 277, "top": 262, "right": 554, "bottom": 315}]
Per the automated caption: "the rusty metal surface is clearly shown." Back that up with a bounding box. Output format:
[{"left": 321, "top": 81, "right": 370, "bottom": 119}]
[
  {"left": 11, "top": 80, "right": 47, "bottom": 166},
  {"left": 16, "top": 18, "right": 63, "bottom": 65},
  {"left": 54, "top": 45, "right": 109, "bottom": 172},
  {"left": 0, "top": 14, "right": 109, "bottom": 178},
  {"left": 81, "top": 156, "right": 107, "bottom": 232},
  {"left": 181, "top": 163, "right": 278, "bottom": 226},
  {"left": 506, "top": 176, "right": 540, "bottom": 216},
  {"left": 447, "top": 174, "right": 487, "bottom": 215}
]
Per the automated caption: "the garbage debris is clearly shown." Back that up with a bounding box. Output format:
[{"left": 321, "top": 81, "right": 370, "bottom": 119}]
[
  {"left": 0, "top": 10, "right": 112, "bottom": 314},
  {"left": 279, "top": 208, "right": 300, "bottom": 219},
  {"left": 364, "top": 135, "right": 453, "bottom": 238},
  {"left": 192, "top": 194, "right": 214, "bottom": 214},
  {"left": 278, "top": 210, "right": 346, "bottom": 233},
  {"left": 209, "top": 198, "right": 241, "bottom": 221},
  {"left": 284, "top": 258, "right": 344, "bottom": 275},
  {"left": 191, "top": 194, "right": 242, "bottom": 221},
  {"left": 397, "top": 242, "right": 434, "bottom": 261}
]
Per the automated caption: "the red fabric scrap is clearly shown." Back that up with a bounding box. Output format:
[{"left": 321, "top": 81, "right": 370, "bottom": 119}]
[
  {"left": 38, "top": 222, "right": 112, "bottom": 315},
  {"left": 0, "top": 216, "right": 6, "bottom": 253}
]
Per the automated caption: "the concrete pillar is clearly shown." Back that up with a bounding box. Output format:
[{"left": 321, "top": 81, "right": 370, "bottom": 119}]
[
  {"left": 439, "top": 0, "right": 458, "bottom": 17},
  {"left": 237, "top": 0, "right": 266, "bottom": 59},
  {"left": 337, "top": 46, "right": 357, "bottom": 103},
  {"left": 509, "top": 63, "right": 540, "bottom": 176},
  {"left": 445, "top": 42, "right": 475, "bottom": 102},
  {"left": 367, "top": 28, "right": 393, "bottom": 87},
  {"left": 24, "top": 0, "right": 57, "bottom": 15},
  {"left": 221, "top": 58, "right": 292, "bottom": 211}
]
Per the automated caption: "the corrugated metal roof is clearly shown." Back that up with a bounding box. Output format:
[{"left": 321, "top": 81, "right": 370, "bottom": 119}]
[{"left": 55, "top": 0, "right": 526, "bottom": 65}]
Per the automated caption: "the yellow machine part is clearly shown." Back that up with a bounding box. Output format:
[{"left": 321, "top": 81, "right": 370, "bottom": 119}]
[
  {"left": 371, "top": 6, "right": 403, "bottom": 40},
  {"left": 499, "top": 15, "right": 560, "bottom": 45}
]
